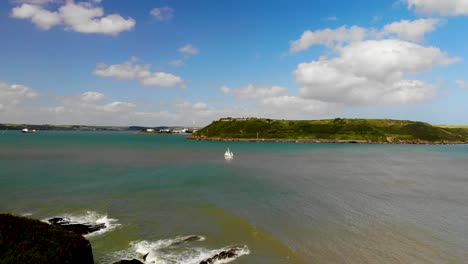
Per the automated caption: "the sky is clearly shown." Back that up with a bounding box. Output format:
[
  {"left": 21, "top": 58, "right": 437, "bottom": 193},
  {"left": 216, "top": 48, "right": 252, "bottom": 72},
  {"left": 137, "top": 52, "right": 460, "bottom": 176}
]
[{"left": 1, "top": 0, "right": 468, "bottom": 126}]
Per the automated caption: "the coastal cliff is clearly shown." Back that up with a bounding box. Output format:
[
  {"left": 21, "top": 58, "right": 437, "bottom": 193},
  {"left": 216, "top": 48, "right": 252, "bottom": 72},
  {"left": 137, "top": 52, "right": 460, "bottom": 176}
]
[
  {"left": 0, "top": 214, "right": 94, "bottom": 264},
  {"left": 190, "top": 118, "right": 468, "bottom": 144}
]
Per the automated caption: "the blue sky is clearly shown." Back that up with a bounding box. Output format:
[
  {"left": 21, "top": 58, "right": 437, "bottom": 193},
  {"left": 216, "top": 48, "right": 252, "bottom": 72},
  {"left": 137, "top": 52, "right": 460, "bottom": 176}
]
[{"left": 0, "top": 0, "right": 467, "bottom": 126}]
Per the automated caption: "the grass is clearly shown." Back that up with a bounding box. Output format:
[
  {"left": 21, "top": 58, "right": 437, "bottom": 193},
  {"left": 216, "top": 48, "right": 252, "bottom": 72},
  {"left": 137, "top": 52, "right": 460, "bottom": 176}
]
[{"left": 192, "top": 118, "right": 468, "bottom": 143}]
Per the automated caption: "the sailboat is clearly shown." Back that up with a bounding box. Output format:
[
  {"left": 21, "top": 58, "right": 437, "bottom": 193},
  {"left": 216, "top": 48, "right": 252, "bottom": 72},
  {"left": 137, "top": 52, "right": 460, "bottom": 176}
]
[{"left": 224, "top": 148, "right": 234, "bottom": 159}]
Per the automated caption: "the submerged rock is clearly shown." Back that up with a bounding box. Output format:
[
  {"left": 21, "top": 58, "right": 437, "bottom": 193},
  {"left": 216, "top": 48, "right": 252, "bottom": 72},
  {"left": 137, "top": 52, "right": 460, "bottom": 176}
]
[
  {"left": 113, "top": 260, "right": 144, "bottom": 264},
  {"left": 0, "top": 214, "right": 94, "bottom": 264},
  {"left": 171, "top": 235, "right": 204, "bottom": 246},
  {"left": 199, "top": 246, "right": 243, "bottom": 264},
  {"left": 48, "top": 217, "right": 106, "bottom": 235}
]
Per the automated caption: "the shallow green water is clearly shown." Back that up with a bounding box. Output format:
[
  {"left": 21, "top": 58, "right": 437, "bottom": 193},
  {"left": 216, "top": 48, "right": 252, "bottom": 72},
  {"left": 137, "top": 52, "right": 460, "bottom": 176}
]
[{"left": 1, "top": 131, "right": 468, "bottom": 263}]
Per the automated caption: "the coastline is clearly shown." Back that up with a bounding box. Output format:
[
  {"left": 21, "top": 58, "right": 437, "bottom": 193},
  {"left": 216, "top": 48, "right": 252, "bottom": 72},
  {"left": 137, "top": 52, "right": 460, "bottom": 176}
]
[{"left": 188, "top": 136, "right": 467, "bottom": 145}]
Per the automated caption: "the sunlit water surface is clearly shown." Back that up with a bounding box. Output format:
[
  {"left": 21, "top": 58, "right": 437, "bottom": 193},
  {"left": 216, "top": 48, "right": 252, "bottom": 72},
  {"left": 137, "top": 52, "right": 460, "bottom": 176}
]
[{"left": 1, "top": 131, "right": 467, "bottom": 263}]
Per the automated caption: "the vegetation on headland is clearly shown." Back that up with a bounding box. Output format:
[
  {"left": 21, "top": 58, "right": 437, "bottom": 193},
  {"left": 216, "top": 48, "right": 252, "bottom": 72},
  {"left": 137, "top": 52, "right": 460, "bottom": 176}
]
[
  {"left": 0, "top": 214, "right": 93, "bottom": 264},
  {"left": 190, "top": 118, "right": 468, "bottom": 144}
]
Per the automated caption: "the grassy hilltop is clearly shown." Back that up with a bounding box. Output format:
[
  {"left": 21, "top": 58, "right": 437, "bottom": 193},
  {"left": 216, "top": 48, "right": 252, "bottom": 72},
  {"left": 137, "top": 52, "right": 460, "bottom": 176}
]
[{"left": 190, "top": 118, "right": 468, "bottom": 144}]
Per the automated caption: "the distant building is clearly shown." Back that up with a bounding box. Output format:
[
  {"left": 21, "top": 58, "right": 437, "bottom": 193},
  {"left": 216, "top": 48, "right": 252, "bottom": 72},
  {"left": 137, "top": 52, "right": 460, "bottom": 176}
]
[{"left": 146, "top": 128, "right": 155, "bottom": 132}]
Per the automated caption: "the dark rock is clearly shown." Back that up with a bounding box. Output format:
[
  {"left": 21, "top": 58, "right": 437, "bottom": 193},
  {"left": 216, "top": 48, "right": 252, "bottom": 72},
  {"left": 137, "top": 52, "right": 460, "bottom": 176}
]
[
  {"left": 199, "top": 247, "right": 242, "bottom": 264},
  {"left": 113, "top": 259, "right": 144, "bottom": 264},
  {"left": 0, "top": 214, "right": 94, "bottom": 264},
  {"left": 172, "top": 235, "right": 203, "bottom": 246},
  {"left": 47, "top": 217, "right": 106, "bottom": 235}
]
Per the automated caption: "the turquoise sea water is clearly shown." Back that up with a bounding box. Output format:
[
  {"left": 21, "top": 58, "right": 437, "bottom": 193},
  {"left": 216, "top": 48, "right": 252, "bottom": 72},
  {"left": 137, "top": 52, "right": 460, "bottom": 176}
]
[{"left": 1, "top": 131, "right": 468, "bottom": 263}]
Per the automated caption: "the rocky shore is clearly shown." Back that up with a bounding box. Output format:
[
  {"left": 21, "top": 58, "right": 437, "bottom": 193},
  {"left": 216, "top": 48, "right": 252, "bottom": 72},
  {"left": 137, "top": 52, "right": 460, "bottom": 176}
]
[
  {"left": 0, "top": 214, "right": 94, "bottom": 264},
  {"left": 188, "top": 136, "right": 467, "bottom": 145}
]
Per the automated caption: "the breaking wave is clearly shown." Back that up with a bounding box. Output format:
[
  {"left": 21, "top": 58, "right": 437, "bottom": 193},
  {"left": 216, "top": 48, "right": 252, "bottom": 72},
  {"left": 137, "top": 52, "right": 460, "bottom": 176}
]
[
  {"left": 43, "top": 211, "right": 120, "bottom": 237},
  {"left": 105, "top": 235, "right": 249, "bottom": 264}
]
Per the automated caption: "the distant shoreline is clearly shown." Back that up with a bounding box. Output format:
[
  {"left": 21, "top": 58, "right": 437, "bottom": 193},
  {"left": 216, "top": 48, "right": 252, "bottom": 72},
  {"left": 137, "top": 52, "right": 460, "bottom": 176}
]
[{"left": 188, "top": 136, "right": 467, "bottom": 145}]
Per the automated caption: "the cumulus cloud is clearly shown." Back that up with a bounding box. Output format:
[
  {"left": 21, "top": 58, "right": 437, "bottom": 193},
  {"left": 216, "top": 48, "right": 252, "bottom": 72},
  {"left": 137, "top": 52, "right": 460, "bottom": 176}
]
[
  {"left": 170, "top": 44, "right": 199, "bottom": 66},
  {"left": 290, "top": 18, "right": 443, "bottom": 53},
  {"left": 295, "top": 39, "right": 457, "bottom": 105},
  {"left": 11, "top": 1, "right": 135, "bottom": 35},
  {"left": 219, "top": 83, "right": 338, "bottom": 119},
  {"left": 150, "top": 6, "right": 174, "bottom": 21},
  {"left": 0, "top": 83, "right": 38, "bottom": 109},
  {"left": 0, "top": 82, "right": 41, "bottom": 124},
  {"left": 455, "top": 80, "right": 468, "bottom": 89},
  {"left": 383, "top": 19, "right": 441, "bottom": 42},
  {"left": 11, "top": 4, "right": 61, "bottom": 30},
  {"left": 139, "top": 72, "right": 184, "bottom": 87},
  {"left": 290, "top": 26, "right": 367, "bottom": 52},
  {"left": 79, "top": 91, "right": 105, "bottom": 102},
  {"left": 45, "top": 91, "right": 137, "bottom": 124},
  {"left": 93, "top": 58, "right": 184, "bottom": 88},
  {"left": 405, "top": 0, "right": 468, "bottom": 16},
  {"left": 259, "top": 96, "right": 338, "bottom": 116},
  {"left": 221, "top": 84, "right": 288, "bottom": 99},
  {"left": 178, "top": 44, "right": 199, "bottom": 56}
]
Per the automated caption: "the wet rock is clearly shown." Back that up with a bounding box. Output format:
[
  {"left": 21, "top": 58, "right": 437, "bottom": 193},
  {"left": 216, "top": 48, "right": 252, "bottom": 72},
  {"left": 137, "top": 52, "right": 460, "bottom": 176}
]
[
  {"left": 199, "top": 247, "right": 242, "bottom": 264},
  {"left": 0, "top": 214, "right": 94, "bottom": 264},
  {"left": 113, "top": 259, "right": 144, "bottom": 264},
  {"left": 48, "top": 217, "right": 106, "bottom": 235},
  {"left": 172, "top": 235, "right": 204, "bottom": 246}
]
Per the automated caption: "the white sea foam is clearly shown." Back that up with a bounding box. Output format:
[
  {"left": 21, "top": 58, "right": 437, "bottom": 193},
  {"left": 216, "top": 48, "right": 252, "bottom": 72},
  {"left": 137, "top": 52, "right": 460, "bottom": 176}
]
[
  {"left": 43, "top": 211, "right": 120, "bottom": 237},
  {"left": 105, "top": 235, "right": 249, "bottom": 264}
]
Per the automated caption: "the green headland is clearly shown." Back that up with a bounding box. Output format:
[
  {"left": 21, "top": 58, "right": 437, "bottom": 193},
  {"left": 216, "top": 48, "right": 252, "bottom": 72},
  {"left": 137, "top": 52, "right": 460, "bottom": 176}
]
[{"left": 189, "top": 118, "right": 468, "bottom": 144}]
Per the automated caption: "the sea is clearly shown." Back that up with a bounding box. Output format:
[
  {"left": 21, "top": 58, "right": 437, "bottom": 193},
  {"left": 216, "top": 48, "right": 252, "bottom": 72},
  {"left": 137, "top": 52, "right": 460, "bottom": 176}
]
[{"left": 1, "top": 131, "right": 467, "bottom": 263}]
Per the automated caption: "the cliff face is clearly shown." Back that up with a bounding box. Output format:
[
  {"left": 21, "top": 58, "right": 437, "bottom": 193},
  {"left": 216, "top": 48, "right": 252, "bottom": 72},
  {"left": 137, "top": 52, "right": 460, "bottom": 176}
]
[{"left": 0, "top": 214, "right": 94, "bottom": 264}]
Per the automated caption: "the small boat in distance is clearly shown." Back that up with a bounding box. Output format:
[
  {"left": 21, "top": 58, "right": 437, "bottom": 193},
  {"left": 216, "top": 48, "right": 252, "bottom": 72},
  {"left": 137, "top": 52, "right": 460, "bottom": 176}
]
[
  {"left": 224, "top": 148, "right": 234, "bottom": 159},
  {"left": 22, "top": 128, "right": 37, "bottom": 133}
]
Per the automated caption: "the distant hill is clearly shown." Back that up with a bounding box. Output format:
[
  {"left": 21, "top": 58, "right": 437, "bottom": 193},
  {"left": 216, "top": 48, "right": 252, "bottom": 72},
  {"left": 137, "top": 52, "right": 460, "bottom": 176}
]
[
  {"left": 190, "top": 118, "right": 468, "bottom": 144},
  {"left": 0, "top": 124, "right": 198, "bottom": 132}
]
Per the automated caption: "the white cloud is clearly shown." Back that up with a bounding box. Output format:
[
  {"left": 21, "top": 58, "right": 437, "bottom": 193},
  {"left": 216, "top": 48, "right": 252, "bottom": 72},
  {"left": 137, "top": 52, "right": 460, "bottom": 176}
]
[
  {"left": 93, "top": 61, "right": 149, "bottom": 80},
  {"left": 101, "top": 101, "right": 136, "bottom": 113},
  {"left": 11, "top": 1, "right": 135, "bottom": 35},
  {"left": 290, "top": 18, "right": 443, "bottom": 53},
  {"left": 11, "top": 4, "right": 61, "bottom": 30},
  {"left": 93, "top": 58, "right": 184, "bottom": 88},
  {"left": 221, "top": 84, "right": 288, "bottom": 99},
  {"left": 139, "top": 72, "right": 184, "bottom": 87},
  {"left": 79, "top": 91, "right": 105, "bottom": 102},
  {"left": 455, "top": 80, "right": 468, "bottom": 89},
  {"left": 59, "top": 1, "right": 135, "bottom": 35},
  {"left": 295, "top": 39, "right": 458, "bottom": 105},
  {"left": 290, "top": 26, "right": 367, "bottom": 52},
  {"left": 150, "top": 6, "right": 174, "bottom": 21},
  {"left": 0, "top": 82, "right": 41, "bottom": 124},
  {"left": 259, "top": 96, "right": 337, "bottom": 115},
  {"left": 178, "top": 44, "right": 199, "bottom": 56},
  {"left": 406, "top": 0, "right": 468, "bottom": 16},
  {"left": 45, "top": 91, "right": 137, "bottom": 124},
  {"left": 383, "top": 19, "right": 441, "bottom": 42},
  {"left": 0, "top": 83, "right": 38, "bottom": 109},
  {"left": 219, "top": 83, "right": 338, "bottom": 119}
]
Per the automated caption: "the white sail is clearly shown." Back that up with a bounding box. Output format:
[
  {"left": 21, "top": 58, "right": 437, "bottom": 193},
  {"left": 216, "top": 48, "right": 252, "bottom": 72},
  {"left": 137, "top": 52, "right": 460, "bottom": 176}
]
[{"left": 224, "top": 147, "right": 234, "bottom": 159}]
